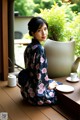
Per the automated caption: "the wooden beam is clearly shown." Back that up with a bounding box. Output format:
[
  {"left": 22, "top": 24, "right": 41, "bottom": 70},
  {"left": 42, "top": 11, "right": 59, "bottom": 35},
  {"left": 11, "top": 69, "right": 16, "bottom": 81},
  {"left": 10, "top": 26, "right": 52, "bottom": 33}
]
[{"left": 2, "top": 0, "right": 8, "bottom": 80}]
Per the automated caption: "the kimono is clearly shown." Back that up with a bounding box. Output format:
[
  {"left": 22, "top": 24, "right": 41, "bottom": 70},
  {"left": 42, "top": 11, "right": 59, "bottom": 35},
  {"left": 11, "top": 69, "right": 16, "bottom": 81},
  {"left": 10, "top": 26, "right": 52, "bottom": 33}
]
[{"left": 18, "top": 39, "right": 59, "bottom": 105}]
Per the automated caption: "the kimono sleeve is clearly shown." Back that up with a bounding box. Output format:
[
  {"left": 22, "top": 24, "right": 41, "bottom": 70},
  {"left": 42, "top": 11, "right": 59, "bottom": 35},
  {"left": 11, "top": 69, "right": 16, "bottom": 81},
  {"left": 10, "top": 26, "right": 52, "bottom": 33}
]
[{"left": 34, "top": 46, "right": 53, "bottom": 87}]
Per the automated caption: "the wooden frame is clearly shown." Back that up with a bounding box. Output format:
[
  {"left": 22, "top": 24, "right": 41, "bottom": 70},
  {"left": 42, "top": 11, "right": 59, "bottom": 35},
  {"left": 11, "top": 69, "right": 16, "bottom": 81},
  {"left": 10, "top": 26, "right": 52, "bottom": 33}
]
[{"left": 2, "top": 0, "right": 8, "bottom": 80}]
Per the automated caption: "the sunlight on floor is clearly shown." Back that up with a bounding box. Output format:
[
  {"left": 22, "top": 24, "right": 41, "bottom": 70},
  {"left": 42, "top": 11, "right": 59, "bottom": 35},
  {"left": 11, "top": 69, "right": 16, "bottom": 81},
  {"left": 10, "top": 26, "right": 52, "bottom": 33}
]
[{"left": 14, "top": 44, "right": 26, "bottom": 68}]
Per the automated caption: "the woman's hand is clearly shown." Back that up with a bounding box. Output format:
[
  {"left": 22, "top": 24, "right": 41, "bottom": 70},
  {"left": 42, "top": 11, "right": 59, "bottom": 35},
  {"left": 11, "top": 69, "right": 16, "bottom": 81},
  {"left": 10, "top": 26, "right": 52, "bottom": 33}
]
[{"left": 48, "top": 81, "right": 58, "bottom": 90}]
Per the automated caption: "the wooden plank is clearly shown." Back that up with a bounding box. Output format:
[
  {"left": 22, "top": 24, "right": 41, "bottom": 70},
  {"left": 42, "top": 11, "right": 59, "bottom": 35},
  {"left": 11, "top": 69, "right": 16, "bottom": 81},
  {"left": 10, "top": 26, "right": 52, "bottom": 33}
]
[
  {"left": 54, "top": 77, "right": 80, "bottom": 120},
  {"left": 2, "top": 86, "right": 49, "bottom": 120},
  {"left": 0, "top": 105, "right": 11, "bottom": 120},
  {"left": 0, "top": 105, "right": 5, "bottom": 112},
  {"left": 38, "top": 106, "right": 67, "bottom": 120},
  {"left": 55, "top": 77, "right": 80, "bottom": 104},
  {"left": 0, "top": 87, "right": 31, "bottom": 120}
]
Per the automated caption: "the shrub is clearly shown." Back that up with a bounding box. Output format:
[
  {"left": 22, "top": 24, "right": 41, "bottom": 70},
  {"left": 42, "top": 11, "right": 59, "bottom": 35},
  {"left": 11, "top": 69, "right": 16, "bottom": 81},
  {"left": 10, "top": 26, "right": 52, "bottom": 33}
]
[
  {"left": 35, "top": 3, "right": 80, "bottom": 56},
  {"left": 35, "top": 4, "right": 76, "bottom": 41},
  {"left": 70, "top": 13, "right": 80, "bottom": 56}
]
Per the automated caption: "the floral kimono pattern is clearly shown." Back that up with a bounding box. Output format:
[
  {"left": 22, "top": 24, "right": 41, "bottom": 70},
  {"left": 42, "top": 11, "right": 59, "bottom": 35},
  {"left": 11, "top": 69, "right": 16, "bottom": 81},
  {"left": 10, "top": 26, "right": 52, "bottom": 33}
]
[{"left": 19, "top": 39, "right": 58, "bottom": 105}]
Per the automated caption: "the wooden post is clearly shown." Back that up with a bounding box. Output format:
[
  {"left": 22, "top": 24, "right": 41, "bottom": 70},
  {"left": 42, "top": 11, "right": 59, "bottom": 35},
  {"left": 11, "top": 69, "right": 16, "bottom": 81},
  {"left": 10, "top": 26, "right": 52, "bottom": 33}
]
[
  {"left": 2, "top": 0, "right": 8, "bottom": 80},
  {"left": 8, "top": 0, "right": 15, "bottom": 72}
]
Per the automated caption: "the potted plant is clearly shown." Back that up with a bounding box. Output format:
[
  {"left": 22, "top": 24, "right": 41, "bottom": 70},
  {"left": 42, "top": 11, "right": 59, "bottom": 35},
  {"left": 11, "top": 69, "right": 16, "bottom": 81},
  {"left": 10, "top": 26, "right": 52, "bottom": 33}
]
[
  {"left": 35, "top": 3, "right": 80, "bottom": 78},
  {"left": 36, "top": 3, "right": 76, "bottom": 41}
]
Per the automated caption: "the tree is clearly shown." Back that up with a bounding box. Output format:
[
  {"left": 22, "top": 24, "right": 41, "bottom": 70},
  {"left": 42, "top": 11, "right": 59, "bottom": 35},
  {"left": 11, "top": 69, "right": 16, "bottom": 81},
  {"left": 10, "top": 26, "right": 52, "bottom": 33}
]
[
  {"left": 14, "top": 0, "right": 35, "bottom": 16},
  {"left": 14, "top": 0, "right": 56, "bottom": 16},
  {"left": 33, "top": 0, "right": 55, "bottom": 13}
]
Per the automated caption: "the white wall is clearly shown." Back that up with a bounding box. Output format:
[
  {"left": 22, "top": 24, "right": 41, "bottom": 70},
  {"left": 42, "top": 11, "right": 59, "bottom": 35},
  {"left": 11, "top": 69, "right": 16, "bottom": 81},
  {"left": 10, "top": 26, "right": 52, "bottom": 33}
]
[{"left": 14, "top": 16, "right": 32, "bottom": 35}]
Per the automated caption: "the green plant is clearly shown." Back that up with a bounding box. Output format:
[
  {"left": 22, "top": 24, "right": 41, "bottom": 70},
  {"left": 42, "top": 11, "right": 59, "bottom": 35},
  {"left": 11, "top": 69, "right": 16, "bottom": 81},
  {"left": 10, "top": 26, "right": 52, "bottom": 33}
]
[
  {"left": 69, "top": 13, "right": 80, "bottom": 56},
  {"left": 23, "top": 33, "right": 32, "bottom": 40},
  {"left": 35, "top": 4, "right": 75, "bottom": 41},
  {"left": 35, "top": 3, "right": 80, "bottom": 56}
]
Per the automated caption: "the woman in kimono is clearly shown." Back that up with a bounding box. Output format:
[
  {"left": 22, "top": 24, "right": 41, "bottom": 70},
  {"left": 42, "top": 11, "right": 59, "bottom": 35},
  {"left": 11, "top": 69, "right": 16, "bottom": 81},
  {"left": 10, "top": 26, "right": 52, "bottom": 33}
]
[{"left": 18, "top": 17, "right": 61, "bottom": 105}]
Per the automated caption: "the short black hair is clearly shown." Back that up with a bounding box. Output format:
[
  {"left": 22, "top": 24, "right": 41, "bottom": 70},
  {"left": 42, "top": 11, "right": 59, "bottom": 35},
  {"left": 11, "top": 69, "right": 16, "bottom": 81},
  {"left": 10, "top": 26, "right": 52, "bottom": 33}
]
[{"left": 28, "top": 17, "right": 48, "bottom": 36}]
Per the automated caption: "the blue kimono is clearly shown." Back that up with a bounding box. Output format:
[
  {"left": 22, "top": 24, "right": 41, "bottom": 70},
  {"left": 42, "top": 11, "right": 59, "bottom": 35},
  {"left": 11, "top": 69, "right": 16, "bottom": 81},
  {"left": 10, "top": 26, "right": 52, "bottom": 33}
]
[{"left": 18, "top": 39, "right": 59, "bottom": 105}]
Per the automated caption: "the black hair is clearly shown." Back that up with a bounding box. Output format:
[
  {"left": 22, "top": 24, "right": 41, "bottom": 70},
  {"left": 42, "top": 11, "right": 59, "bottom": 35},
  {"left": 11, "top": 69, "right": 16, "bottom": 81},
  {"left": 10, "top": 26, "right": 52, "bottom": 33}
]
[{"left": 28, "top": 16, "right": 48, "bottom": 36}]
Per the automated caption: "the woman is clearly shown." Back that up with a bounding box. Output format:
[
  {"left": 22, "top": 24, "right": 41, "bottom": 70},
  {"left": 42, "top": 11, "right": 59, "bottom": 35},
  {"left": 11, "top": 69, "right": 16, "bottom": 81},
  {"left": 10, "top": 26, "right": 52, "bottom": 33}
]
[{"left": 18, "top": 17, "right": 61, "bottom": 105}]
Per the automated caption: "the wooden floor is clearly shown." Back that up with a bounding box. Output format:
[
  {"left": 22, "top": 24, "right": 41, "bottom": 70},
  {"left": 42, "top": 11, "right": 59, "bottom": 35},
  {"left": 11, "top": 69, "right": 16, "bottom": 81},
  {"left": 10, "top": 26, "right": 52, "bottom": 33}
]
[{"left": 0, "top": 81, "right": 67, "bottom": 120}]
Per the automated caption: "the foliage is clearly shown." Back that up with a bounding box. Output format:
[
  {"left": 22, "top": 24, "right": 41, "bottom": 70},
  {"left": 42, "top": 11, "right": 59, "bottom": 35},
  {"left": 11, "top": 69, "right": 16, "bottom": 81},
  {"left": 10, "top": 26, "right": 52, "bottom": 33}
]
[
  {"left": 14, "top": 0, "right": 80, "bottom": 16},
  {"left": 69, "top": 13, "right": 80, "bottom": 56},
  {"left": 35, "top": 3, "right": 80, "bottom": 56},
  {"left": 35, "top": 4, "right": 74, "bottom": 41},
  {"left": 69, "top": 2, "right": 80, "bottom": 13},
  {"left": 33, "top": 0, "right": 54, "bottom": 13},
  {"left": 14, "top": 0, "right": 35, "bottom": 16},
  {"left": 23, "top": 33, "right": 32, "bottom": 40},
  {"left": 14, "top": 0, "right": 61, "bottom": 16},
  {"left": 71, "top": 0, "right": 80, "bottom": 4}
]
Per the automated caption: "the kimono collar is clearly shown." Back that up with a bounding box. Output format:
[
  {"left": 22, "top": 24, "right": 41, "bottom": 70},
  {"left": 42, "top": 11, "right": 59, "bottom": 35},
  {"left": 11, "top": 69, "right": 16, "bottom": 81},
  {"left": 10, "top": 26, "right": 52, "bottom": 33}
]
[{"left": 32, "top": 38, "right": 40, "bottom": 45}]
